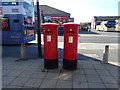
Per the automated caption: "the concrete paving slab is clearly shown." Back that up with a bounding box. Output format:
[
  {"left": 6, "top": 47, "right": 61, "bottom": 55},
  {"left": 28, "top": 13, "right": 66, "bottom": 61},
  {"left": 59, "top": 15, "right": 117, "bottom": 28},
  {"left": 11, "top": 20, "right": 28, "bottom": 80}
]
[
  {"left": 56, "top": 80, "right": 72, "bottom": 88},
  {"left": 88, "top": 83, "right": 105, "bottom": 88},
  {"left": 73, "top": 74, "right": 87, "bottom": 82},
  {"left": 2, "top": 70, "right": 12, "bottom": 76},
  {"left": 72, "top": 69, "right": 85, "bottom": 75},
  {"left": 45, "top": 72, "right": 59, "bottom": 80},
  {"left": 18, "top": 70, "right": 35, "bottom": 78},
  {"left": 58, "top": 69, "right": 73, "bottom": 81},
  {"left": 3, "top": 65, "right": 20, "bottom": 70},
  {"left": 6, "top": 70, "right": 24, "bottom": 77},
  {"left": 77, "top": 63, "right": 84, "bottom": 69},
  {"left": 73, "top": 82, "right": 88, "bottom": 88},
  {"left": 31, "top": 72, "right": 47, "bottom": 79},
  {"left": 23, "top": 78, "right": 43, "bottom": 88},
  {"left": 86, "top": 75, "right": 103, "bottom": 83},
  {"left": 47, "top": 68, "right": 61, "bottom": 73},
  {"left": 2, "top": 56, "right": 119, "bottom": 89},
  {"left": 93, "top": 64, "right": 106, "bottom": 70},
  {"left": 14, "top": 66, "right": 30, "bottom": 71},
  {"left": 9, "top": 77, "right": 29, "bottom": 87},
  {"left": 2, "top": 76, "right": 16, "bottom": 85},
  {"left": 82, "top": 62, "right": 95, "bottom": 69},
  {"left": 25, "top": 66, "right": 40, "bottom": 71},
  {"left": 113, "top": 76, "right": 118, "bottom": 81},
  {"left": 105, "top": 83, "right": 119, "bottom": 88},
  {"left": 109, "top": 70, "right": 118, "bottom": 77},
  {"left": 100, "top": 76, "right": 118, "bottom": 84},
  {"left": 96, "top": 69, "right": 111, "bottom": 76},
  {"left": 40, "top": 79, "right": 57, "bottom": 88},
  {"left": 84, "top": 69, "right": 98, "bottom": 75},
  {"left": 104, "top": 64, "right": 118, "bottom": 71},
  {"left": 6, "top": 85, "right": 22, "bottom": 88}
]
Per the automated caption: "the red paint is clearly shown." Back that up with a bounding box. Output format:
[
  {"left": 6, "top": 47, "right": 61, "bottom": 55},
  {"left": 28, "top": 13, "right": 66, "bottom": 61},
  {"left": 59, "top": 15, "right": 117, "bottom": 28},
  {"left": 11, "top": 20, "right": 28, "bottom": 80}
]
[
  {"left": 42, "top": 23, "right": 59, "bottom": 59},
  {"left": 62, "top": 23, "right": 80, "bottom": 60}
]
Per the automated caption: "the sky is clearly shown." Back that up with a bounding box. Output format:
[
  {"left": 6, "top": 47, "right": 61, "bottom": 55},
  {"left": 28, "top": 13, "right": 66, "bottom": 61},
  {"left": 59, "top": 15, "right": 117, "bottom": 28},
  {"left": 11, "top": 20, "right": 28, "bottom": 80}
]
[{"left": 34, "top": 0, "right": 119, "bottom": 23}]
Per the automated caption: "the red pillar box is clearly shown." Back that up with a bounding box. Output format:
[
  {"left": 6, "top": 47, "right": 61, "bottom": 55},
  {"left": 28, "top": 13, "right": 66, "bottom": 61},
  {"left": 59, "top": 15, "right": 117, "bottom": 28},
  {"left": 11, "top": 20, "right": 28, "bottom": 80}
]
[
  {"left": 62, "top": 23, "right": 80, "bottom": 70},
  {"left": 42, "top": 23, "right": 59, "bottom": 69}
]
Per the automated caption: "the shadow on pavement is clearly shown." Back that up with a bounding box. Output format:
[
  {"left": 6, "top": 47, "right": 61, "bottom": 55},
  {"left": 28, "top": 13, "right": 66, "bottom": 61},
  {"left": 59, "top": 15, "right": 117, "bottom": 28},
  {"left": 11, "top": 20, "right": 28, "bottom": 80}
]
[
  {"left": 58, "top": 48, "right": 101, "bottom": 62},
  {"left": 2, "top": 43, "right": 44, "bottom": 59},
  {"left": 3, "top": 43, "right": 101, "bottom": 62}
]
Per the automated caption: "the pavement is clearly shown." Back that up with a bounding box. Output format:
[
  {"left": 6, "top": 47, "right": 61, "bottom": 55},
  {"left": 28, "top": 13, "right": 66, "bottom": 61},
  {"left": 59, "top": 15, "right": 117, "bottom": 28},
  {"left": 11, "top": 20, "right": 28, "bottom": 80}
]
[
  {"left": 2, "top": 57, "right": 119, "bottom": 89},
  {"left": 1, "top": 31, "right": 119, "bottom": 89}
]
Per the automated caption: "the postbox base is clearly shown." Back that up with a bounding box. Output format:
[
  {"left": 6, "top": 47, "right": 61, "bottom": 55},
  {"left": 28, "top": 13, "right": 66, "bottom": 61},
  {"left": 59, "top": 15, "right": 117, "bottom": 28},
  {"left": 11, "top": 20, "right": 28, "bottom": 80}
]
[
  {"left": 44, "top": 58, "right": 58, "bottom": 69},
  {"left": 63, "top": 59, "right": 77, "bottom": 70}
]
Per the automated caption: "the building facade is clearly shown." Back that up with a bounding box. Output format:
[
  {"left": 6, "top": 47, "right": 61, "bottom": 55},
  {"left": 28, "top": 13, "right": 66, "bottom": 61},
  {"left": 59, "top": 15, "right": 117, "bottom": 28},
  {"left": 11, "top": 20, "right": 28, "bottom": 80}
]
[
  {"left": 34, "top": 5, "right": 74, "bottom": 23},
  {"left": 91, "top": 16, "right": 120, "bottom": 29}
]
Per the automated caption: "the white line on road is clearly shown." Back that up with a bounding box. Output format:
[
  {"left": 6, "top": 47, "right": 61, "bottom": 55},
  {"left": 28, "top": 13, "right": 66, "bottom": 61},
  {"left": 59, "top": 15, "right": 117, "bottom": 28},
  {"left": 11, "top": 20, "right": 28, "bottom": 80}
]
[{"left": 79, "top": 34, "right": 119, "bottom": 37}]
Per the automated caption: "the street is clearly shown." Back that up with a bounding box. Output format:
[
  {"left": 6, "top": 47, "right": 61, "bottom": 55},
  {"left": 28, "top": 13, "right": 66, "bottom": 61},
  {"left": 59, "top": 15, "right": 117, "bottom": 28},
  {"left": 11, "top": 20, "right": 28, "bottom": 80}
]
[
  {"left": 2, "top": 29, "right": 119, "bottom": 66},
  {"left": 58, "top": 29, "right": 119, "bottom": 43}
]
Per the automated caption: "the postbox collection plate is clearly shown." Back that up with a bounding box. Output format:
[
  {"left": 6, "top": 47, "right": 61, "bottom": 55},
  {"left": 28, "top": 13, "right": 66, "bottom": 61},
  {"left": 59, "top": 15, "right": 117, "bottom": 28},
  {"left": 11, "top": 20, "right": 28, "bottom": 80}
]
[
  {"left": 47, "top": 35, "right": 51, "bottom": 42},
  {"left": 68, "top": 36, "right": 73, "bottom": 43}
]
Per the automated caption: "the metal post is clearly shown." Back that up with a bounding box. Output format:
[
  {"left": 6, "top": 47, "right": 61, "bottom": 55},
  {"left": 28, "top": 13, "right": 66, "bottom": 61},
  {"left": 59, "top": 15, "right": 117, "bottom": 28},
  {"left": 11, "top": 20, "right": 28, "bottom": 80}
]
[
  {"left": 37, "top": 0, "right": 42, "bottom": 57},
  {"left": 21, "top": 43, "right": 27, "bottom": 60},
  {"left": 103, "top": 45, "right": 109, "bottom": 64}
]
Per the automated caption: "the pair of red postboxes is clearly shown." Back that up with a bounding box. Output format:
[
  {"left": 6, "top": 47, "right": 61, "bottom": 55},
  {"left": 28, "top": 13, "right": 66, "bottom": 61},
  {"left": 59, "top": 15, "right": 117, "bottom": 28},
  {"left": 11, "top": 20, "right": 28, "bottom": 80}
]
[{"left": 42, "top": 23, "right": 80, "bottom": 70}]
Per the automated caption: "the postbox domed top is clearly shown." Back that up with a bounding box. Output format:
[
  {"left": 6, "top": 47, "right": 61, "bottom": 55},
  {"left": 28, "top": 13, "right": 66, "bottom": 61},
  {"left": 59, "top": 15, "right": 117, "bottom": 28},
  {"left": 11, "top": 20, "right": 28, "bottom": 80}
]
[
  {"left": 41, "top": 23, "right": 60, "bottom": 27},
  {"left": 62, "top": 23, "right": 80, "bottom": 27}
]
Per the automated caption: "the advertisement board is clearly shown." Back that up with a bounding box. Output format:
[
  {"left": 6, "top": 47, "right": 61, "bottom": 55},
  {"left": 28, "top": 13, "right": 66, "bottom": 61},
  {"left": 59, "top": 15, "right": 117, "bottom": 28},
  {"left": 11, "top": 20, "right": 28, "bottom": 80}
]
[
  {"left": 51, "top": 16, "right": 68, "bottom": 20},
  {"left": 0, "top": 8, "right": 2, "bottom": 15}
]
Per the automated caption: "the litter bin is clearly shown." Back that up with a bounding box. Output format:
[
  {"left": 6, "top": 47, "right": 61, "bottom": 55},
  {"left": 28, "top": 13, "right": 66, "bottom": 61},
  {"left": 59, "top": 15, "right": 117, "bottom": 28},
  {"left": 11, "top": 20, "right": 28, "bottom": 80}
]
[
  {"left": 62, "top": 23, "right": 80, "bottom": 70},
  {"left": 42, "top": 23, "right": 60, "bottom": 69}
]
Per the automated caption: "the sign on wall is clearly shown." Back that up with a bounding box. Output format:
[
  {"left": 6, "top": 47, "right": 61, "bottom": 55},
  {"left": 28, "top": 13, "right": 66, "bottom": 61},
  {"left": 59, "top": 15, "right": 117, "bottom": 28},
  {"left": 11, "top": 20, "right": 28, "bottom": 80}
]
[{"left": 51, "top": 16, "right": 68, "bottom": 20}]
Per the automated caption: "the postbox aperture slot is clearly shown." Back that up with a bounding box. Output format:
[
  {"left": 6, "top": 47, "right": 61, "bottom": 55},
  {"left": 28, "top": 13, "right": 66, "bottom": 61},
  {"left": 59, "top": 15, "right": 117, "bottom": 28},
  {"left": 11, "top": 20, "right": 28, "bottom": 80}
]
[
  {"left": 45, "top": 31, "right": 53, "bottom": 33},
  {"left": 67, "top": 31, "right": 75, "bottom": 33}
]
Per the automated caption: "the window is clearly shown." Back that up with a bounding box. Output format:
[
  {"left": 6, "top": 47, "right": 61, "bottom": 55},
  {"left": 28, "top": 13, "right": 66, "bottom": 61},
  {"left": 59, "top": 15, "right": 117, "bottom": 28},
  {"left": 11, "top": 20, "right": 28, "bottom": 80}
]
[{"left": 13, "top": 19, "right": 19, "bottom": 23}]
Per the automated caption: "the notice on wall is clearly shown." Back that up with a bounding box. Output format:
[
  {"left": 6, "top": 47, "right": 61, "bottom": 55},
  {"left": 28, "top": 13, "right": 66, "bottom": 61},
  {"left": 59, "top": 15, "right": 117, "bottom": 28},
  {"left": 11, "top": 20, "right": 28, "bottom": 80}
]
[
  {"left": 47, "top": 35, "right": 51, "bottom": 42},
  {"left": 68, "top": 36, "right": 73, "bottom": 43}
]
